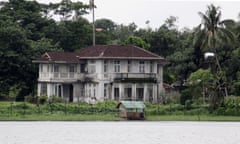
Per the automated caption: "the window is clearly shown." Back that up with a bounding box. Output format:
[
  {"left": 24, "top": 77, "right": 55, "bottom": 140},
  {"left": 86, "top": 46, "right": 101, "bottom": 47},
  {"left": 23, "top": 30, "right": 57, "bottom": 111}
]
[
  {"left": 127, "top": 60, "right": 131, "bottom": 72},
  {"left": 124, "top": 88, "right": 132, "bottom": 100},
  {"left": 54, "top": 65, "right": 59, "bottom": 72},
  {"left": 114, "top": 61, "right": 120, "bottom": 73},
  {"left": 69, "top": 65, "right": 76, "bottom": 73},
  {"left": 81, "top": 85, "right": 85, "bottom": 97},
  {"left": 139, "top": 61, "right": 145, "bottom": 73},
  {"left": 104, "top": 60, "right": 108, "bottom": 73},
  {"left": 39, "top": 64, "right": 43, "bottom": 72},
  {"left": 88, "top": 60, "right": 96, "bottom": 73},
  {"left": 93, "top": 84, "right": 96, "bottom": 98},
  {"left": 137, "top": 88, "right": 144, "bottom": 101},
  {"left": 47, "top": 65, "right": 49, "bottom": 72},
  {"left": 114, "top": 88, "right": 119, "bottom": 100},
  {"left": 150, "top": 61, "right": 153, "bottom": 73},
  {"left": 104, "top": 84, "right": 107, "bottom": 98},
  {"left": 40, "top": 83, "right": 47, "bottom": 95},
  {"left": 157, "top": 64, "right": 160, "bottom": 74},
  {"left": 80, "top": 64, "right": 85, "bottom": 73}
]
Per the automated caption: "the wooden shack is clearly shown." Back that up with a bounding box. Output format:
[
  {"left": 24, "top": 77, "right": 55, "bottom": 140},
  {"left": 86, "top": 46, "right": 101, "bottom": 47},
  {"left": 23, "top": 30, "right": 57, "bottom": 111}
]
[{"left": 117, "top": 101, "right": 145, "bottom": 120}]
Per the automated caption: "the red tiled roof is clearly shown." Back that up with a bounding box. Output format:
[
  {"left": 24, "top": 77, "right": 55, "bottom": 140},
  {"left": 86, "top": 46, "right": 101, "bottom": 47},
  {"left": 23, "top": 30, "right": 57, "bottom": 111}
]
[
  {"left": 33, "top": 52, "right": 79, "bottom": 63},
  {"left": 77, "top": 45, "right": 164, "bottom": 60},
  {"left": 33, "top": 45, "right": 166, "bottom": 63}
]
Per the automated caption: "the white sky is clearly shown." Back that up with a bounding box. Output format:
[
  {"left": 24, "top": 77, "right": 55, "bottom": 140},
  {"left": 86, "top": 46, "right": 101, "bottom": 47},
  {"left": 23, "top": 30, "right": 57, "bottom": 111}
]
[{"left": 37, "top": 0, "right": 240, "bottom": 29}]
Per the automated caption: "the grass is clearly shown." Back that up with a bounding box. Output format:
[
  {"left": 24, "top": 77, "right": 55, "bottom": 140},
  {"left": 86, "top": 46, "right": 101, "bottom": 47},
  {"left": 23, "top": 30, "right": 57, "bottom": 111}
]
[
  {"left": 1, "top": 114, "right": 240, "bottom": 121},
  {"left": 0, "top": 114, "right": 121, "bottom": 121},
  {"left": 147, "top": 115, "right": 240, "bottom": 121},
  {"left": 1, "top": 101, "right": 240, "bottom": 121}
]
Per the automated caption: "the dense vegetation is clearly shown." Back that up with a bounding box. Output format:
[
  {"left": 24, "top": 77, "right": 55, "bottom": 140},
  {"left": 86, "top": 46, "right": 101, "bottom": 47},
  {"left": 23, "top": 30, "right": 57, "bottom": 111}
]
[
  {"left": 1, "top": 97, "right": 240, "bottom": 121},
  {"left": 0, "top": 0, "right": 240, "bottom": 112}
]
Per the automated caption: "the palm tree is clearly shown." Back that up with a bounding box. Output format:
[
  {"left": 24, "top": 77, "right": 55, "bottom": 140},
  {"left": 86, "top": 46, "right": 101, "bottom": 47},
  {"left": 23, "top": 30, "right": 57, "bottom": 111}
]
[{"left": 194, "top": 4, "right": 235, "bottom": 108}]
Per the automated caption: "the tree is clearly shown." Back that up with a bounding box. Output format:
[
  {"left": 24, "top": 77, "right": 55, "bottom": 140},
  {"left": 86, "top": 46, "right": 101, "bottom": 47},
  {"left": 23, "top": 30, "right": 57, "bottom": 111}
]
[
  {"left": 124, "top": 36, "right": 150, "bottom": 49},
  {"left": 187, "top": 69, "right": 214, "bottom": 103},
  {"left": 0, "top": 0, "right": 63, "bottom": 100},
  {"left": 112, "top": 22, "right": 137, "bottom": 44},
  {"left": 194, "top": 4, "right": 236, "bottom": 102},
  {"left": 95, "top": 18, "right": 116, "bottom": 32},
  {"left": 195, "top": 4, "right": 235, "bottom": 70},
  {"left": 49, "top": 0, "right": 89, "bottom": 21}
]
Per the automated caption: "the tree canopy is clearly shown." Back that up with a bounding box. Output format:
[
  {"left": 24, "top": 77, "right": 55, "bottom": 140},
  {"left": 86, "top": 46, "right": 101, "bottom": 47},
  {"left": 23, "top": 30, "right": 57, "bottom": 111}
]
[{"left": 0, "top": 1, "right": 239, "bottom": 108}]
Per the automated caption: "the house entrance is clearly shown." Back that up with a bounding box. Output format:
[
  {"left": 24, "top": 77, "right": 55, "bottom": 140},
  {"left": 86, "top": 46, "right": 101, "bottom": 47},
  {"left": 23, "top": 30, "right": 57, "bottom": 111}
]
[
  {"left": 136, "top": 88, "right": 144, "bottom": 101},
  {"left": 69, "top": 84, "right": 73, "bottom": 102},
  {"left": 124, "top": 88, "right": 132, "bottom": 101}
]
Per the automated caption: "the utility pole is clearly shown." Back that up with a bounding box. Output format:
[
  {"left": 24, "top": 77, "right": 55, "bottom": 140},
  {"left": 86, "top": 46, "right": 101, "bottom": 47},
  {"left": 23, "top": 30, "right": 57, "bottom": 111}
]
[{"left": 90, "top": 0, "right": 95, "bottom": 46}]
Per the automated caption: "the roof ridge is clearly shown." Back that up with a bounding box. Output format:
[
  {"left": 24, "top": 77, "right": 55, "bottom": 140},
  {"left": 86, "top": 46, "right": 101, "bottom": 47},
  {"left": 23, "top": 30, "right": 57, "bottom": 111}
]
[{"left": 99, "top": 45, "right": 109, "bottom": 57}]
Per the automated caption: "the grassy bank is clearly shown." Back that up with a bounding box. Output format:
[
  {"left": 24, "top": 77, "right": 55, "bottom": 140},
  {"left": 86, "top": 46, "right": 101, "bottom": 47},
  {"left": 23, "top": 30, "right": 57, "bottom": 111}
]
[
  {"left": 1, "top": 114, "right": 240, "bottom": 121},
  {"left": 1, "top": 101, "right": 240, "bottom": 121},
  {"left": 147, "top": 115, "right": 240, "bottom": 121},
  {"left": 0, "top": 114, "right": 120, "bottom": 121}
]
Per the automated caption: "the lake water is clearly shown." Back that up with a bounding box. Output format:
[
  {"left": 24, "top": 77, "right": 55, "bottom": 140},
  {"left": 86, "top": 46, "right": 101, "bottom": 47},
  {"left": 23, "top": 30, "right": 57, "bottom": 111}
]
[{"left": 0, "top": 121, "right": 240, "bottom": 144}]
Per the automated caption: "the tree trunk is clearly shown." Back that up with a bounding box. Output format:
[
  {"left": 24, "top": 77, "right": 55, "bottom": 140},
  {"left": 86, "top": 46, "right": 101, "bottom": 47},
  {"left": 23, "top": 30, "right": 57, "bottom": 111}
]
[{"left": 214, "top": 54, "right": 228, "bottom": 97}]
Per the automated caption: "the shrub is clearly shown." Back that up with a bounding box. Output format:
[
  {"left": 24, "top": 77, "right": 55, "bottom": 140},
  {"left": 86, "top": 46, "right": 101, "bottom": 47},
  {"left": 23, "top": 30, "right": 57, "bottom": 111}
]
[
  {"left": 49, "top": 95, "right": 64, "bottom": 103},
  {"left": 180, "top": 88, "right": 193, "bottom": 105},
  {"left": 38, "top": 95, "right": 48, "bottom": 104},
  {"left": 24, "top": 95, "right": 35, "bottom": 103}
]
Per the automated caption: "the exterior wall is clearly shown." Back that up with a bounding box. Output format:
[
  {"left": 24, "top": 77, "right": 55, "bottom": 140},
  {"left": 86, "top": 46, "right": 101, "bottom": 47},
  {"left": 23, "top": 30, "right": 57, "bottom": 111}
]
[{"left": 37, "top": 59, "right": 164, "bottom": 103}]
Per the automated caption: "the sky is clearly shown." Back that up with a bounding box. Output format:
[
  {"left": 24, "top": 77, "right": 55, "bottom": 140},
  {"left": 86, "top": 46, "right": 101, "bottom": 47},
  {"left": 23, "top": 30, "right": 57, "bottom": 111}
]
[{"left": 37, "top": 0, "right": 240, "bottom": 29}]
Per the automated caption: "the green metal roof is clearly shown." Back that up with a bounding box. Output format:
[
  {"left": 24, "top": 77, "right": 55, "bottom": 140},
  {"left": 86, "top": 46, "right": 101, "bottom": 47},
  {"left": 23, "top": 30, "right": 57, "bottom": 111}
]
[{"left": 117, "top": 101, "right": 145, "bottom": 109}]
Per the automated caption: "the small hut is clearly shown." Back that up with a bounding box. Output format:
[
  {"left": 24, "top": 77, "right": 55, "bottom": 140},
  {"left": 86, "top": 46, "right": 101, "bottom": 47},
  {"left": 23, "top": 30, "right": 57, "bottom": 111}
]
[{"left": 117, "top": 101, "right": 146, "bottom": 120}]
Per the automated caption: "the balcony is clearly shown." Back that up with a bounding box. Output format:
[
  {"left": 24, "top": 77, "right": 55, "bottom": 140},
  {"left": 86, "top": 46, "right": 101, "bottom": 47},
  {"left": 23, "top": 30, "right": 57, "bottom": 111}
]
[
  {"left": 113, "top": 73, "right": 157, "bottom": 83},
  {"left": 39, "top": 72, "right": 84, "bottom": 81}
]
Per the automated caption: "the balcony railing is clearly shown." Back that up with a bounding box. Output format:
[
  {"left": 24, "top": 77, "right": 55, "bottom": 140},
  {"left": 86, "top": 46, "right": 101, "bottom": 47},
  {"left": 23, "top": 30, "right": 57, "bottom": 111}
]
[
  {"left": 39, "top": 72, "right": 83, "bottom": 80},
  {"left": 114, "top": 73, "right": 156, "bottom": 79}
]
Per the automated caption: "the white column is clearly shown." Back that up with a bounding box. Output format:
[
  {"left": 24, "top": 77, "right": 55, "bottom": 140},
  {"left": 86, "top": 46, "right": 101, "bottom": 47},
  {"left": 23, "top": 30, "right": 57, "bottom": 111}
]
[
  {"left": 47, "top": 83, "right": 51, "bottom": 97},
  {"left": 153, "top": 84, "right": 157, "bottom": 103},
  {"left": 111, "top": 84, "right": 115, "bottom": 100},
  {"left": 37, "top": 83, "right": 41, "bottom": 96},
  {"left": 132, "top": 84, "right": 136, "bottom": 101},
  {"left": 119, "top": 83, "right": 124, "bottom": 100},
  {"left": 61, "top": 84, "right": 64, "bottom": 99},
  {"left": 144, "top": 84, "right": 148, "bottom": 102},
  {"left": 98, "top": 82, "right": 104, "bottom": 101}
]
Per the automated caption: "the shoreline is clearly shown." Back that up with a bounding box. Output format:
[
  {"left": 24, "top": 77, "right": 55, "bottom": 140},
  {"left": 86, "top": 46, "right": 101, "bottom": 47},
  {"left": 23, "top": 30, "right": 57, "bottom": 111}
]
[{"left": 1, "top": 114, "right": 240, "bottom": 122}]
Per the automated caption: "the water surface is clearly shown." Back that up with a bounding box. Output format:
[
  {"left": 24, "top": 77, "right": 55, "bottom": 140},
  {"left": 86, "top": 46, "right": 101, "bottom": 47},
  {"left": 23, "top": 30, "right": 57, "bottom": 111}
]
[{"left": 0, "top": 122, "right": 240, "bottom": 144}]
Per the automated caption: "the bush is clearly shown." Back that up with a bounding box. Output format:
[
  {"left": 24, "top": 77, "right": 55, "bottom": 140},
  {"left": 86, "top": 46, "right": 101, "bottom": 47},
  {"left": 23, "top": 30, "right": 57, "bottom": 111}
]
[
  {"left": 185, "top": 100, "right": 192, "bottom": 110},
  {"left": 180, "top": 88, "right": 193, "bottom": 105},
  {"left": 38, "top": 95, "right": 48, "bottom": 104},
  {"left": 49, "top": 95, "right": 64, "bottom": 103},
  {"left": 25, "top": 95, "right": 35, "bottom": 103}
]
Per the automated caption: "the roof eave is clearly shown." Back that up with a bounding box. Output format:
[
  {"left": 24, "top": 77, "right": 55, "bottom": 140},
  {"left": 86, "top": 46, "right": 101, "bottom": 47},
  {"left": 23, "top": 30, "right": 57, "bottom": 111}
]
[
  {"left": 78, "top": 57, "right": 164, "bottom": 60},
  {"left": 32, "top": 60, "right": 79, "bottom": 64}
]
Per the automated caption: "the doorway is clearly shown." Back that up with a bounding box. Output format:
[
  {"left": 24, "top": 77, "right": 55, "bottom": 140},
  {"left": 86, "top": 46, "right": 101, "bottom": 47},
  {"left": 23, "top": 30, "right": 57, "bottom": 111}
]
[{"left": 69, "top": 84, "right": 73, "bottom": 102}]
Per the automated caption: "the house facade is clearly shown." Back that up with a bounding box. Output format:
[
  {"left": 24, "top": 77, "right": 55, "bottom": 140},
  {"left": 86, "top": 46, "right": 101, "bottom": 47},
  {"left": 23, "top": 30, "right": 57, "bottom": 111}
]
[{"left": 33, "top": 45, "right": 166, "bottom": 103}]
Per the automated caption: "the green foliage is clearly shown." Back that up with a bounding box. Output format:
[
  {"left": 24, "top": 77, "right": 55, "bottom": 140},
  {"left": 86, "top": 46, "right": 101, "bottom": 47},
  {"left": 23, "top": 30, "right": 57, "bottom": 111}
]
[
  {"left": 49, "top": 96, "right": 64, "bottom": 103},
  {"left": 95, "top": 18, "right": 116, "bottom": 31},
  {"left": 124, "top": 36, "right": 150, "bottom": 49},
  {"left": 8, "top": 84, "right": 22, "bottom": 101},
  {"left": 180, "top": 89, "right": 193, "bottom": 105},
  {"left": 188, "top": 69, "right": 213, "bottom": 86},
  {"left": 38, "top": 95, "right": 48, "bottom": 104}
]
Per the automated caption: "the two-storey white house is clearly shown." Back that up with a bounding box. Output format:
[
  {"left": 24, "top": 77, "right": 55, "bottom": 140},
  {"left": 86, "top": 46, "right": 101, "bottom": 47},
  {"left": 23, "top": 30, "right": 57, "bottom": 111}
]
[{"left": 33, "top": 45, "right": 166, "bottom": 103}]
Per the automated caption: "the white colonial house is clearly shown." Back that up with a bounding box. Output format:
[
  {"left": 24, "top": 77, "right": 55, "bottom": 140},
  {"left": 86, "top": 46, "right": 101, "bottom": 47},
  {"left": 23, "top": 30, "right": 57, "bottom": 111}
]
[{"left": 33, "top": 45, "right": 166, "bottom": 103}]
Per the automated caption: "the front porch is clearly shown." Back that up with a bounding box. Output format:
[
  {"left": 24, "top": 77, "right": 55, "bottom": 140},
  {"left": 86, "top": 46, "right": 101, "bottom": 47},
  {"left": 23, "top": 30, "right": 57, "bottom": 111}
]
[
  {"left": 107, "top": 83, "right": 161, "bottom": 103},
  {"left": 37, "top": 82, "right": 84, "bottom": 102}
]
